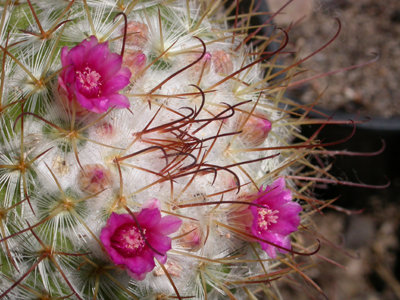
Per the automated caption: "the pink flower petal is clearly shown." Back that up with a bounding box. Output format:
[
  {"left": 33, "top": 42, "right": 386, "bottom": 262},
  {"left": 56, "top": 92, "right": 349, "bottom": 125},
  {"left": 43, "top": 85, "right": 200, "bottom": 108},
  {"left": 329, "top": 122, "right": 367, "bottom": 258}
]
[
  {"left": 81, "top": 36, "right": 99, "bottom": 51},
  {"left": 153, "top": 215, "right": 183, "bottom": 235},
  {"left": 106, "top": 94, "right": 130, "bottom": 109},
  {"left": 106, "top": 246, "right": 126, "bottom": 265},
  {"left": 61, "top": 46, "right": 69, "bottom": 67},
  {"left": 97, "top": 52, "right": 124, "bottom": 80},
  {"left": 136, "top": 207, "right": 161, "bottom": 229},
  {"left": 125, "top": 253, "right": 155, "bottom": 280},
  {"left": 106, "top": 213, "right": 133, "bottom": 234},
  {"left": 87, "top": 42, "right": 111, "bottom": 69},
  {"left": 258, "top": 231, "right": 291, "bottom": 258},
  {"left": 75, "top": 89, "right": 95, "bottom": 111},
  {"left": 141, "top": 198, "right": 160, "bottom": 210},
  {"left": 147, "top": 232, "right": 172, "bottom": 253},
  {"left": 91, "top": 97, "right": 110, "bottom": 113},
  {"left": 102, "top": 74, "right": 131, "bottom": 96},
  {"left": 67, "top": 45, "right": 86, "bottom": 71}
]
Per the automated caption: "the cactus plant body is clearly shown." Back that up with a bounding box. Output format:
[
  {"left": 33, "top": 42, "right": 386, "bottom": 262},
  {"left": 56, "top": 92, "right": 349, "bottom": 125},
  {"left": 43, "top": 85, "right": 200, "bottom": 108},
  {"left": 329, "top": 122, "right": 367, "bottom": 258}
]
[{"left": 0, "top": 0, "right": 365, "bottom": 299}]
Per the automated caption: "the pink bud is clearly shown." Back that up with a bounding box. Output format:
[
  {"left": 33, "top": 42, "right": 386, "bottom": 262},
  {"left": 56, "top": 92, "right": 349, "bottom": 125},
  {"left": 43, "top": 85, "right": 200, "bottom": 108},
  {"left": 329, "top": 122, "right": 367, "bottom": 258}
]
[
  {"left": 123, "top": 50, "right": 147, "bottom": 78},
  {"left": 187, "top": 52, "right": 212, "bottom": 75},
  {"left": 212, "top": 50, "right": 233, "bottom": 74},
  {"left": 78, "top": 164, "right": 113, "bottom": 193},
  {"left": 57, "top": 85, "right": 90, "bottom": 117},
  {"left": 179, "top": 222, "right": 204, "bottom": 252},
  {"left": 228, "top": 194, "right": 257, "bottom": 242},
  {"left": 124, "top": 21, "right": 149, "bottom": 49},
  {"left": 94, "top": 122, "right": 114, "bottom": 137},
  {"left": 153, "top": 261, "right": 182, "bottom": 277},
  {"left": 239, "top": 115, "right": 272, "bottom": 147}
]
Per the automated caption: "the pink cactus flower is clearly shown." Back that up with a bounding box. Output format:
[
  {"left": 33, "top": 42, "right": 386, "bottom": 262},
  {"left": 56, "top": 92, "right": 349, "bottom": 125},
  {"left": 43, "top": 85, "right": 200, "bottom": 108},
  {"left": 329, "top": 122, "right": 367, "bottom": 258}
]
[
  {"left": 100, "top": 199, "right": 182, "bottom": 280},
  {"left": 58, "top": 36, "right": 131, "bottom": 114},
  {"left": 250, "top": 178, "right": 302, "bottom": 258}
]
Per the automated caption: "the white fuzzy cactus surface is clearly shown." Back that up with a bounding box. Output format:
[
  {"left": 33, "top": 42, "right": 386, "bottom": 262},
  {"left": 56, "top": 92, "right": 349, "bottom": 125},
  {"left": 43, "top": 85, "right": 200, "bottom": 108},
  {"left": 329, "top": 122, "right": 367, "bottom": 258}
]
[{"left": 0, "top": 1, "right": 333, "bottom": 299}]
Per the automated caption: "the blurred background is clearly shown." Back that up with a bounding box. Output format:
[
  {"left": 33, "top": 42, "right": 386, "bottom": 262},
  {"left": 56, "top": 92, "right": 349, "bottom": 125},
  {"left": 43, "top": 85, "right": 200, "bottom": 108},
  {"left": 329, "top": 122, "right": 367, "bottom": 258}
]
[{"left": 263, "top": 0, "right": 400, "bottom": 299}]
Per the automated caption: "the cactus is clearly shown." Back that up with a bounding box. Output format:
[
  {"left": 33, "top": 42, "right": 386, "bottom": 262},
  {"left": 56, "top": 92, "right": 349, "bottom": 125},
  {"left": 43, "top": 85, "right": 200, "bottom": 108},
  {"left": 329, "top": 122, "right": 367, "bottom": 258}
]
[{"left": 0, "top": 0, "right": 374, "bottom": 299}]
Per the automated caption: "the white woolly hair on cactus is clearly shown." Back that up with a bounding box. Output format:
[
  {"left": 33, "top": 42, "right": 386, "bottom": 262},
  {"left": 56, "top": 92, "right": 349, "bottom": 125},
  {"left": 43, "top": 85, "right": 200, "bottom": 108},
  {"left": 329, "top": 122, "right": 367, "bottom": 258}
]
[{"left": 0, "top": 0, "right": 385, "bottom": 299}]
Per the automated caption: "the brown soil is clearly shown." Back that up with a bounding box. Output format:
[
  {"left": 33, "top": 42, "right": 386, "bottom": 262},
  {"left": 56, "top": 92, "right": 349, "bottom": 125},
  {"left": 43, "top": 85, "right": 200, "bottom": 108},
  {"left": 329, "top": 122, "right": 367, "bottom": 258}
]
[
  {"left": 276, "top": 207, "right": 400, "bottom": 300},
  {"left": 275, "top": 0, "right": 400, "bottom": 118}
]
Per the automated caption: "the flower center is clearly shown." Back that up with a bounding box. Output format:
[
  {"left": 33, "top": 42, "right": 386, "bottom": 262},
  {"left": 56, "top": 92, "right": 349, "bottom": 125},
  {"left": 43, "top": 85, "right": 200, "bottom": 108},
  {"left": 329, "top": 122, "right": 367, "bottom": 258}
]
[
  {"left": 76, "top": 66, "right": 102, "bottom": 97},
  {"left": 110, "top": 223, "right": 146, "bottom": 257},
  {"left": 257, "top": 206, "right": 279, "bottom": 232}
]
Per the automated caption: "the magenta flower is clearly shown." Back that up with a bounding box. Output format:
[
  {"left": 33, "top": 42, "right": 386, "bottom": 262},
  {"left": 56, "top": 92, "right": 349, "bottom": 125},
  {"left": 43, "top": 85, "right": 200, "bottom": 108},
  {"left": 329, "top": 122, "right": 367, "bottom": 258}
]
[
  {"left": 250, "top": 178, "right": 302, "bottom": 258},
  {"left": 100, "top": 199, "right": 182, "bottom": 280},
  {"left": 58, "top": 36, "right": 131, "bottom": 114}
]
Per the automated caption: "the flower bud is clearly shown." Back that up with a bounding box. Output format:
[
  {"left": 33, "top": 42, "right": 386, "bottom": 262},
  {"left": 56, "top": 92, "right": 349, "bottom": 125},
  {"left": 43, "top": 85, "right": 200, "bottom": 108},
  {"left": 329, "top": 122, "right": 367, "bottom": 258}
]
[
  {"left": 179, "top": 221, "right": 204, "bottom": 252},
  {"left": 238, "top": 114, "right": 272, "bottom": 147},
  {"left": 123, "top": 50, "right": 147, "bottom": 78},
  {"left": 228, "top": 194, "right": 257, "bottom": 242},
  {"left": 124, "top": 21, "right": 149, "bottom": 49},
  {"left": 57, "top": 85, "right": 90, "bottom": 117},
  {"left": 153, "top": 261, "right": 182, "bottom": 277},
  {"left": 94, "top": 122, "right": 114, "bottom": 138},
  {"left": 212, "top": 50, "right": 233, "bottom": 74},
  {"left": 185, "top": 52, "right": 211, "bottom": 76},
  {"left": 78, "top": 164, "right": 113, "bottom": 193}
]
